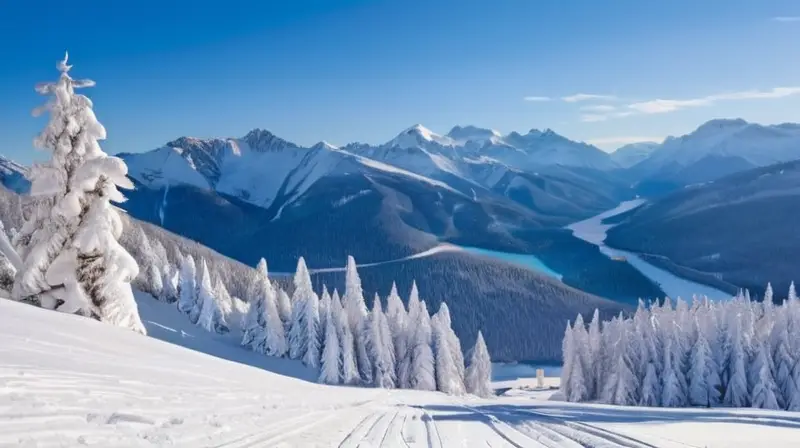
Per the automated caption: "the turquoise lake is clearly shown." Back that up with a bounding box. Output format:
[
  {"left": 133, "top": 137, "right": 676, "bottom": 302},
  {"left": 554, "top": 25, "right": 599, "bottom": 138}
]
[{"left": 459, "top": 246, "right": 563, "bottom": 280}]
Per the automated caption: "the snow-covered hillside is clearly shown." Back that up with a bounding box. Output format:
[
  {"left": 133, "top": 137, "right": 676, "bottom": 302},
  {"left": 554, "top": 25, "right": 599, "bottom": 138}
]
[
  {"left": 610, "top": 142, "right": 659, "bottom": 168},
  {"left": 2, "top": 297, "right": 798, "bottom": 447}
]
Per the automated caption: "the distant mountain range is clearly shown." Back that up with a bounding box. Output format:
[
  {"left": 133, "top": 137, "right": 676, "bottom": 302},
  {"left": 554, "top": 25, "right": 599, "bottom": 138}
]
[{"left": 3, "top": 118, "right": 800, "bottom": 359}]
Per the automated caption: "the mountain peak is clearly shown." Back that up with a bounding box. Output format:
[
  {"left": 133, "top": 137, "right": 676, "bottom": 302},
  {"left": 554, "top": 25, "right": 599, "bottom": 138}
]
[
  {"left": 242, "top": 128, "right": 298, "bottom": 152},
  {"left": 311, "top": 140, "right": 338, "bottom": 150},
  {"left": 388, "top": 124, "right": 452, "bottom": 148},
  {"left": 695, "top": 118, "right": 749, "bottom": 133}
]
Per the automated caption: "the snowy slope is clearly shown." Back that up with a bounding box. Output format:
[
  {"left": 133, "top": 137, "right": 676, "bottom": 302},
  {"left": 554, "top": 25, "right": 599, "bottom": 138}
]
[
  {"left": 2, "top": 297, "right": 798, "bottom": 447},
  {"left": 629, "top": 119, "right": 800, "bottom": 190}
]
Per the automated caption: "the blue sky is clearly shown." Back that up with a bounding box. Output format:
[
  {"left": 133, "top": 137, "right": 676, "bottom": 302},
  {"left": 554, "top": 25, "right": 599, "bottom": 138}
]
[{"left": 2, "top": 0, "right": 800, "bottom": 163}]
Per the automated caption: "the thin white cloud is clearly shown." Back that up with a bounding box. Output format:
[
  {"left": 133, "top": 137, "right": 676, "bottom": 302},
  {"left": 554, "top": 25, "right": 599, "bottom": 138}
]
[
  {"left": 628, "top": 87, "right": 800, "bottom": 114},
  {"left": 580, "top": 105, "right": 616, "bottom": 113},
  {"left": 773, "top": 16, "right": 800, "bottom": 22},
  {"left": 586, "top": 136, "right": 665, "bottom": 149},
  {"left": 523, "top": 96, "right": 552, "bottom": 102},
  {"left": 580, "top": 111, "right": 634, "bottom": 122},
  {"left": 562, "top": 93, "right": 618, "bottom": 103}
]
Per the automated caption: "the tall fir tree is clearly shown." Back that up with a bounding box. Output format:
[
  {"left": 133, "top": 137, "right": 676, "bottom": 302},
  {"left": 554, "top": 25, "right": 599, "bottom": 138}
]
[
  {"left": 177, "top": 255, "right": 198, "bottom": 322},
  {"left": 343, "top": 256, "right": 371, "bottom": 384},
  {"left": 13, "top": 53, "right": 144, "bottom": 332},
  {"left": 409, "top": 301, "right": 436, "bottom": 391},
  {"left": 367, "top": 294, "right": 396, "bottom": 388},
  {"left": 196, "top": 260, "right": 228, "bottom": 334},
  {"left": 319, "top": 303, "right": 341, "bottom": 385},
  {"left": 465, "top": 331, "right": 492, "bottom": 398}
]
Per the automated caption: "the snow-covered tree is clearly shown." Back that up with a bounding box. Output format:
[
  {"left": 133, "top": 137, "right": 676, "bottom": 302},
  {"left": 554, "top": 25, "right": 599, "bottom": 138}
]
[
  {"left": 146, "top": 264, "right": 163, "bottom": 300},
  {"left": 436, "top": 302, "right": 466, "bottom": 387},
  {"left": 343, "top": 256, "right": 371, "bottom": 384},
  {"left": 160, "top": 266, "right": 179, "bottom": 303},
  {"left": 397, "top": 281, "right": 420, "bottom": 389},
  {"left": 688, "top": 321, "right": 721, "bottom": 407},
  {"left": 385, "top": 282, "right": 408, "bottom": 383},
  {"left": 333, "top": 290, "right": 359, "bottom": 384},
  {"left": 177, "top": 254, "right": 198, "bottom": 322},
  {"left": 319, "top": 287, "right": 332, "bottom": 344},
  {"left": 319, "top": 302, "right": 341, "bottom": 384},
  {"left": 288, "top": 257, "right": 319, "bottom": 367},
  {"left": 433, "top": 304, "right": 465, "bottom": 395},
  {"left": 277, "top": 287, "right": 292, "bottom": 332},
  {"left": 13, "top": 54, "right": 144, "bottom": 332},
  {"left": 750, "top": 342, "right": 780, "bottom": 409},
  {"left": 196, "top": 260, "right": 228, "bottom": 334},
  {"left": 764, "top": 282, "right": 774, "bottom": 305},
  {"left": 640, "top": 363, "right": 660, "bottom": 406},
  {"left": 251, "top": 259, "right": 286, "bottom": 357},
  {"left": 409, "top": 301, "right": 436, "bottom": 391},
  {"left": 723, "top": 314, "right": 749, "bottom": 407},
  {"left": 366, "top": 294, "right": 396, "bottom": 388},
  {"left": 789, "top": 282, "right": 797, "bottom": 303},
  {"left": 465, "top": 331, "right": 492, "bottom": 398}
]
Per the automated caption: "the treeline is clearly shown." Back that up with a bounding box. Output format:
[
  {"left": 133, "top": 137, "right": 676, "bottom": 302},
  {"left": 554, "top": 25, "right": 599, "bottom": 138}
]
[{"left": 562, "top": 284, "right": 800, "bottom": 410}]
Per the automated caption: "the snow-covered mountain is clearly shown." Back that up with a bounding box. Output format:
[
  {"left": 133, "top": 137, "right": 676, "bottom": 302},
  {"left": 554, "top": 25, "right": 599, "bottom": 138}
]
[
  {"left": 0, "top": 155, "right": 29, "bottom": 194},
  {"left": 607, "top": 158, "right": 800, "bottom": 295},
  {"left": 627, "top": 119, "right": 800, "bottom": 194},
  {"left": 610, "top": 142, "right": 659, "bottom": 168}
]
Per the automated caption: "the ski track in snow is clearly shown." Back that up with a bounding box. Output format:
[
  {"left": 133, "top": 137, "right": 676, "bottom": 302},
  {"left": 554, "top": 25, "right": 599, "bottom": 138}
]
[{"left": 3, "top": 296, "right": 800, "bottom": 447}]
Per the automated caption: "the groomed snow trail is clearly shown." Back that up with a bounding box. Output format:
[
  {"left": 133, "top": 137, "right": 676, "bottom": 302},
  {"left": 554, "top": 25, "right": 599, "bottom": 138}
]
[{"left": 3, "top": 298, "right": 800, "bottom": 447}]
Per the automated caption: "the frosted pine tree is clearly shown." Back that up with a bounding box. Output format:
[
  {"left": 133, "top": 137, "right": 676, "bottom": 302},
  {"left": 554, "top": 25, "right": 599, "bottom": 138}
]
[
  {"left": 688, "top": 321, "right": 721, "bottom": 407},
  {"left": 367, "top": 295, "right": 396, "bottom": 388},
  {"left": 196, "top": 260, "right": 228, "bottom": 334},
  {"left": 385, "top": 282, "right": 408, "bottom": 384},
  {"left": 432, "top": 307, "right": 465, "bottom": 395},
  {"left": 790, "top": 282, "right": 797, "bottom": 303},
  {"left": 661, "top": 337, "right": 687, "bottom": 407},
  {"left": 302, "top": 290, "right": 321, "bottom": 368},
  {"left": 288, "top": 257, "right": 319, "bottom": 366},
  {"left": 319, "top": 304, "right": 341, "bottom": 384},
  {"left": 241, "top": 261, "right": 266, "bottom": 350},
  {"left": 214, "top": 277, "right": 233, "bottom": 319},
  {"left": 254, "top": 259, "right": 287, "bottom": 357},
  {"left": 436, "top": 302, "right": 466, "bottom": 386},
  {"left": 277, "top": 287, "right": 292, "bottom": 333},
  {"left": 750, "top": 342, "right": 780, "bottom": 409},
  {"left": 772, "top": 320, "right": 798, "bottom": 409},
  {"left": 177, "top": 254, "right": 198, "bottom": 322},
  {"left": 723, "top": 314, "right": 749, "bottom": 407},
  {"left": 602, "top": 327, "right": 639, "bottom": 406},
  {"left": 13, "top": 54, "right": 144, "bottom": 332},
  {"left": 587, "top": 309, "right": 602, "bottom": 398},
  {"left": 409, "top": 301, "right": 436, "bottom": 391},
  {"left": 343, "top": 256, "right": 371, "bottom": 383},
  {"left": 334, "top": 290, "right": 359, "bottom": 384},
  {"left": 398, "top": 281, "right": 421, "bottom": 389},
  {"left": 640, "top": 363, "right": 660, "bottom": 406},
  {"left": 160, "top": 266, "right": 179, "bottom": 303},
  {"left": 319, "top": 287, "right": 332, "bottom": 344},
  {"left": 560, "top": 321, "right": 575, "bottom": 401},
  {"left": 147, "top": 264, "right": 163, "bottom": 300},
  {"left": 764, "top": 282, "right": 774, "bottom": 305},
  {"left": 465, "top": 331, "right": 492, "bottom": 398}
]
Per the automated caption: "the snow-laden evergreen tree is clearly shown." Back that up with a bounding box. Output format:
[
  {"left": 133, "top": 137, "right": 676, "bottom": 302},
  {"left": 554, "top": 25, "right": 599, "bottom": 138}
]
[
  {"left": 319, "top": 287, "right": 332, "bottom": 345},
  {"left": 319, "top": 302, "right": 341, "bottom": 384},
  {"left": 160, "top": 266, "right": 179, "bottom": 303},
  {"left": 772, "top": 317, "right": 798, "bottom": 409},
  {"left": 640, "top": 363, "right": 660, "bottom": 406},
  {"left": 288, "top": 258, "right": 320, "bottom": 367},
  {"left": 13, "top": 54, "right": 144, "bottom": 332},
  {"left": 789, "top": 282, "right": 797, "bottom": 303},
  {"left": 366, "top": 294, "right": 396, "bottom": 388},
  {"left": 177, "top": 254, "right": 198, "bottom": 322},
  {"left": 660, "top": 336, "right": 685, "bottom": 407},
  {"left": 432, "top": 304, "right": 465, "bottom": 395},
  {"left": 723, "top": 314, "right": 749, "bottom": 407},
  {"left": 276, "top": 287, "right": 292, "bottom": 332},
  {"left": 333, "top": 290, "right": 359, "bottom": 384},
  {"left": 385, "top": 282, "right": 408, "bottom": 385},
  {"left": 601, "top": 324, "right": 639, "bottom": 406},
  {"left": 587, "top": 308, "right": 602, "bottom": 398},
  {"left": 249, "top": 259, "right": 286, "bottom": 357},
  {"left": 214, "top": 276, "right": 233, "bottom": 319},
  {"left": 750, "top": 342, "right": 780, "bottom": 409},
  {"left": 465, "top": 330, "right": 492, "bottom": 398},
  {"left": 688, "top": 319, "right": 721, "bottom": 407},
  {"left": 196, "top": 260, "right": 228, "bottom": 334},
  {"left": 560, "top": 321, "right": 576, "bottom": 401},
  {"left": 397, "top": 281, "right": 421, "bottom": 389},
  {"left": 147, "top": 264, "right": 163, "bottom": 300},
  {"left": 436, "top": 302, "right": 466, "bottom": 386},
  {"left": 343, "top": 256, "right": 371, "bottom": 384},
  {"left": 764, "top": 282, "right": 774, "bottom": 305},
  {"left": 302, "top": 289, "right": 321, "bottom": 368},
  {"left": 409, "top": 300, "right": 436, "bottom": 391},
  {"left": 240, "top": 261, "right": 266, "bottom": 350}
]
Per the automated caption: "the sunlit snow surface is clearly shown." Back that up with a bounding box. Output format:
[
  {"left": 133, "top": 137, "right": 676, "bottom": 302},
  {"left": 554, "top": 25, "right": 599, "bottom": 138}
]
[
  {"left": 568, "top": 200, "right": 732, "bottom": 301},
  {"left": 1, "top": 295, "right": 798, "bottom": 447}
]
